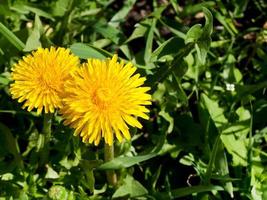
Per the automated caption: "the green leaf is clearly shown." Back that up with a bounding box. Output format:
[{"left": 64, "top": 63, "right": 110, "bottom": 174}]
[
  {"left": 159, "top": 110, "right": 174, "bottom": 133},
  {"left": 214, "top": 139, "right": 234, "bottom": 198},
  {"left": 112, "top": 175, "right": 148, "bottom": 198},
  {"left": 79, "top": 159, "right": 102, "bottom": 193},
  {"left": 150, "top": 43, "right": 194, "bottom": 91},
  {"left": 181, "top": 1, "right": 216, "bottom": 16},
  {"left": 125, "top": 21, "right": 149, "bottom": 43},
  {"left": 0, "top": 22, "right": 25, "bottom": 51},
  {"left": 109, "top": 0, "right": 136, "bottom": 27},
  {"left": 45, "top": 165, "right": 60, "bottom": 179},
  {"left": 119, "top": 44, "right": 132, "bottom": 60},
  {"left": 24, "top": 15, "right": 42, "bottom": 52},
  {"left": 185, "top": 24, "right": 203, "bottom": 43},
  {"left": 94, "top": 22, "right": 125, "bottom": 44},
  {"left": 221, "top": 134, "right": 247, "bottom": 166},
  {"left": 236, "top": 81, "right": 267, "bottom": 101},
  {"left": 211, "top": 39, "right": 231, "bottom": 48},
  {"left": 92, "top": 38, "right": 111, "bottom": 49},
  {"left": 250, "top": 154, "right": 265, "bottom": 200},
  {"left": 233, "top": 0, "right": 249, "bottom": 17},
  {"left": 185, "top": 7, "right": 213, "bottom": 64},
  {"left": 195, "top": 37, "right": 211, "bottom": 65},
  {"left": 151, "top": 37, "right": 184, "bottom": 62},
  {"left": 82, "top": 170, "right": 95, "bottom": 193},
  {"left": 169, "top": 0, "right": 179, "bottom": 14},
  {"left": 172, "top": 72, "right": 189, "bottom": 105},
  {"left": 23, "top": 5, "right": 54, "bottom": 20},
  {"left": 214, "top": 12, "right": 238, "bottom": 36},
  {"left": 70, "top": 43, "right": 111, "bottom": 59},
  {"left": 159, "top": 18, "right": 187, "bottom": 39},
  {"left": 222, "top": 107, "right": 250, "bottom": 136},
  {"left": 156, "top": 185, "right": 224, "bottom": 198},
  {"left": 201, "top": 94, "right": 248, "bottom": 167},
  {"left": 52, "top": 0, "right": 71, "bottom": 17},
  {"left": 97, "top": 153, "right": 156, "bottom": 170},
  {"left": 19, "top": 191, "right": 29, "bottom": 200},
  {"left": 0, "top": 73, "right": 11, "bottom": 86},
  {"left": 200, "top": 94, "right": 234, "bottom": 197},
  {"left": 11, "top": 3, "right": 54, "bottom": 20},
  {"left": 144, "top": 18, "right": 156, "bottom": 64},
  {"left": 201, "top": 93, "right": 228, "bottom": 128},
  {"left": 150, "top": 5, "right": 167, "bottom": 19},
  {"left": 203, "top": 7, "right": 213, "bottom": 36}
]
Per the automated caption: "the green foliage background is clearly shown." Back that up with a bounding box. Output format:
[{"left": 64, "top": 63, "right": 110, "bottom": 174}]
[{"left": 0, "top": 0, "right": 267, "bottom": 199}]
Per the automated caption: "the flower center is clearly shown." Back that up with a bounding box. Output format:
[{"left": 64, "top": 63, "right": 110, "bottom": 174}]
[
  {"left": 37, "top": 70, "right": 61, "bottom": 93},
  {"left": 92, "top": 87, "right": 113, "bottom": 109}
]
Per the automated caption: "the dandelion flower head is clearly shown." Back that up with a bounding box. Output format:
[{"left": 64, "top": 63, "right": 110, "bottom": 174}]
[
  {"left": 10, "top": 47, "right": 79, "bottom": 114},
  {"left": 61, "top": 55, "right": 152, "bottom": 145}
]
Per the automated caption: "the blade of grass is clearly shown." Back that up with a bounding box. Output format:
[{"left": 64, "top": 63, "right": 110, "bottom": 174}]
[
  {"left": 205, "top": 132, "right": 221, "bottom": 184},
  {"left": 156, "top": 185, "right": 224, "bottom": 198},
  {"left": 0, "top": 22, "right": 25, "bottom": 51},
  {"left": 98, "top": 153, "right": 157, "bottom": 170},
  {"left": 144, "top": 18, "right": 156, "bottom": 64},
  {"left": 215, "top": 138, "right": 234, "bottom": 197}
]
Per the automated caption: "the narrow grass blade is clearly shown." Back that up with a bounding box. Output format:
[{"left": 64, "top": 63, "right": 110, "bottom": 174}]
[
  {"left": 97, "top": 153, "right": 157, "bottom": 170},
  {"left": 156, "top": 185, "right": 224, "bottom": 198},
  {"left": 0, "top": 22, "right": 25, "bottom": 51}
]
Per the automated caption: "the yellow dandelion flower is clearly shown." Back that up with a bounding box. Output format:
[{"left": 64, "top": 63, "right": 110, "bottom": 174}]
[
  {"left": 61, "top": 55, "right": 152, "bottom": 146},
  {"left": 10, "top": 47, "right": 79, "bottom": 114}
]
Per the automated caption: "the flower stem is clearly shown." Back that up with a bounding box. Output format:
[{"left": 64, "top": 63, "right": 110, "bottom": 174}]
[
  {"left": 40, "top": 113, "right": 52, "bottom": 166},
  {"left": 104, "top": 143, "right": 117, "bottom": 186}
]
